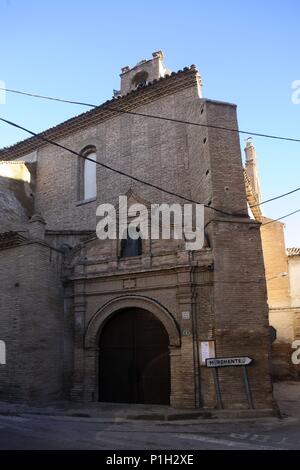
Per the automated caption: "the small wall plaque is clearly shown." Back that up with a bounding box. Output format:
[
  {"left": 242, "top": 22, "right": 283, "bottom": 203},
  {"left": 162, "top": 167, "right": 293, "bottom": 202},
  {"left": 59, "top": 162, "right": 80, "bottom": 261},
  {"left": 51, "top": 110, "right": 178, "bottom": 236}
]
[
  {"left": 182, "top": 311, "right": 190, "bottom": 320},
  {"left": 123, "top": 279, "right": 136, "bottom": 289},
  {"left": 199, "top": 340, "right": 216, "bottom": 366},
  {"left": 182, "top": 329, "right": 192, "bottom": 337}
]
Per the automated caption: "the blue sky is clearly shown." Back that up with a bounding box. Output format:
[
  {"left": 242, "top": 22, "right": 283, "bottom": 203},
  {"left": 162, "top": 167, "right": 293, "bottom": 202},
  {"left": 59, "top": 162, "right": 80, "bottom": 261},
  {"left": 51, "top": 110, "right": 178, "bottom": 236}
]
[{"left": 0, "top": 0, "right": 299, "bottom": 246}]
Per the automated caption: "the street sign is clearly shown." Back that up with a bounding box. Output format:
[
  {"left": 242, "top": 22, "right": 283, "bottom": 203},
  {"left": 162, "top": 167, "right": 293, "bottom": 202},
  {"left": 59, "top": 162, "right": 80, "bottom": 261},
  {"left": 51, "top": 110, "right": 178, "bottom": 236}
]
[
  {"left": 206, "top": 356, "right": 253, "bottom": 368},
  {"left": 206, "top": 356, "right": 254, "bottom": 410}
]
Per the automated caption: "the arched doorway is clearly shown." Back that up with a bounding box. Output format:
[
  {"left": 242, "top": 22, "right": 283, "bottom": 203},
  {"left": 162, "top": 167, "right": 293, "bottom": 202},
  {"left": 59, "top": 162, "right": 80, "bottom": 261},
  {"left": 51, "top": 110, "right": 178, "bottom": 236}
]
[{"left": 99, "top": 308, "right": 170, "bottom": 404}]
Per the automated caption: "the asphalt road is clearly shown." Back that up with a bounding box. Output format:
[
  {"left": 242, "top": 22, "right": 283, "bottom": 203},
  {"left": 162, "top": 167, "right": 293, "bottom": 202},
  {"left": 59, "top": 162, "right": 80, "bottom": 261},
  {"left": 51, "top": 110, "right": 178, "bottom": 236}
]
[
  {"left": 0, "top": 382, "right": 299, "bottom": 450},
  {"left": 0, "top": 413, "right": 299, "bottom": 450}
]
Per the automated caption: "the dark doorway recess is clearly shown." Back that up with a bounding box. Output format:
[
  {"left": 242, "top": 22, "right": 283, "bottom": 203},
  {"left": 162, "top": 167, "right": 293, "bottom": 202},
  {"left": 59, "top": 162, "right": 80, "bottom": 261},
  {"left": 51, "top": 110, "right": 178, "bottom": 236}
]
[{"left": 99, "top": 308, "right": 170, "bottom": 405}]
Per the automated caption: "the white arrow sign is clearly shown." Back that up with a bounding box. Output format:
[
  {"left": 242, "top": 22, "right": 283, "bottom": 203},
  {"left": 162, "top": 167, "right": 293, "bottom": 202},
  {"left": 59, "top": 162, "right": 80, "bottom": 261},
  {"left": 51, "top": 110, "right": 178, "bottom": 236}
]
[{"left": 206, "top": 357, "right": 252, "bottom": 368}]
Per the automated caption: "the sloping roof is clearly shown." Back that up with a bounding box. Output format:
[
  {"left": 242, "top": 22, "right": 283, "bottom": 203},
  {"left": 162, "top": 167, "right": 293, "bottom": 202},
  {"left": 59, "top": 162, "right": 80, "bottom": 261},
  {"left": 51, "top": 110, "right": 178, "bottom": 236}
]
[
  {"left": 287, "top": 247, "right": 300, "bottom": 257},
  {"left": 0, "top": 66, "right": 199, "bottom": 161}
]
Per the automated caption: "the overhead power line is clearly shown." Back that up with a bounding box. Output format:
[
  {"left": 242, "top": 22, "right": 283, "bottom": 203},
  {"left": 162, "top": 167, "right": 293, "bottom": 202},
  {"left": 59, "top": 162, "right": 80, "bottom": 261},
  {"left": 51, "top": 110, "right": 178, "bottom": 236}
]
[
  {"left": 0, "top": 116, "right": 234, "bottom": 217},
  {"left": 0, "top": 86, "right": 300, "bottom": 218},
  {"left": 262, "top": 208, "right": 300, "bottom": 226},
  {"left": 0, "top": 115, "right": 299, "bottom": 226},
  {"left": 249, "top": 188, "right": 300, "bottom": 209},
  {"left": 1, "top": 86, "right": 300, "bottom": 210},
  {"left": 1, "top": 86, "right": 300, "bottom": 143},
  {"left": 0, "top": 87, "right": 96, "bottom": 108}
]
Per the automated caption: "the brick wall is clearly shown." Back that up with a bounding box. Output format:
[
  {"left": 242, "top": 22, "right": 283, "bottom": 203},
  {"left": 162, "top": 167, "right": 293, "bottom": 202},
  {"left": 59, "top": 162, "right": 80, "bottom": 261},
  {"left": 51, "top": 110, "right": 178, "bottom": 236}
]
[
  {"left": 29, "top": 85, "right": 207, "bottom": 231},
  {"left": 0, "top": 241, "right": 64, "bottom": 401},
  {"left": 0, "top": 67, "right": 274, "bottom": 410}
]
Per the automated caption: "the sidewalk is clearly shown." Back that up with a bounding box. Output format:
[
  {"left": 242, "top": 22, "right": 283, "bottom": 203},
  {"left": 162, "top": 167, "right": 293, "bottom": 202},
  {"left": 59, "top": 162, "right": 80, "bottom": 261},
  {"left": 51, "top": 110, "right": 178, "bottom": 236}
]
[
  {"left": 273, "top": 381, "right": 300, "bottom": 418},
  {"left": 0, "top": 381, "right": 297, "bottom": 423}
]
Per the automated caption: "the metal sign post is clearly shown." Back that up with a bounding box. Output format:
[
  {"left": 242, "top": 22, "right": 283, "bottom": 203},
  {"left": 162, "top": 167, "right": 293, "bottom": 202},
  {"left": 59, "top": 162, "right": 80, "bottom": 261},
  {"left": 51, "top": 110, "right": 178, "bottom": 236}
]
[
  {"left": 0, "top": 340, "right": 6, "bottom": 365},
  {"left": 242, "top": 365, "right": 254, "bottom": 409},
  {"left": 206, "top": 356, "right": 254, "bottom": 409},
  {"left": 212, "top": 367, "right": 223, "bottom": 409}
]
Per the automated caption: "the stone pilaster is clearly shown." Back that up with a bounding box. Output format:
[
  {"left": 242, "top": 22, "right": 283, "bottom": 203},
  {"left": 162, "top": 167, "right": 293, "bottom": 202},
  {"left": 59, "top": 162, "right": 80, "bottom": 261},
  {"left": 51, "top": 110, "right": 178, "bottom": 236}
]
[{"left": 71, "top": 279, "right": 87, "bottom": 401}]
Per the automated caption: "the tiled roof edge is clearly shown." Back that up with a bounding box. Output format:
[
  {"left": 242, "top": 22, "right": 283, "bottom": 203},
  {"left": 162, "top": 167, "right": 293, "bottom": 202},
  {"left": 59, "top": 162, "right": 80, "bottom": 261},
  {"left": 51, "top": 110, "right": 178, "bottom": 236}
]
[
  {"left": 287, "top": 247, "right": 300, "bottom": 257},
  {"left": 0, "top": 66, "right": 199, "bottom": 161}
]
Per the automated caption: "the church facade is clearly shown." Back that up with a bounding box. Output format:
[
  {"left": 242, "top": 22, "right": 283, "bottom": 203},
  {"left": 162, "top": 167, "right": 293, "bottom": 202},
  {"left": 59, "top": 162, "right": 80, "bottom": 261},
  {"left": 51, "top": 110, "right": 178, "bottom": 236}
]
[{"left": 0, "top": 52, "right": 274, "bottom": 411}]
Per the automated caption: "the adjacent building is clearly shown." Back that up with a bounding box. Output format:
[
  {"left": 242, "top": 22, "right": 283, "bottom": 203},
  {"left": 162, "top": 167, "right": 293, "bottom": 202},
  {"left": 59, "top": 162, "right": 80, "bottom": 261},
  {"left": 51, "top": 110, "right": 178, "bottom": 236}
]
[{"left": 244, "top": 139, "right": 300, "bottom": 379}]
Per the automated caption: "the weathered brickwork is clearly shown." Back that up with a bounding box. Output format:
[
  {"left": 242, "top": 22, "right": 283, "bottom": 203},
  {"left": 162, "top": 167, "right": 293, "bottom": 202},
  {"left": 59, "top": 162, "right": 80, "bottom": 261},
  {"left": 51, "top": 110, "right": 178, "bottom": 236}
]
[
  {"left": 0, "top": 241, "right": 64, "bottom": 401},
  {"left": 260, "top": 221, "right": 300, "bottom": 379},
  {"left": 244, "top": 139, "right": 300, "bottom": 380},
  {"left": 0, "top": 162, "right": 35, "bottom": 231},
  {"left": 0, "top": 53, "right": 274, "bottom": 412}
]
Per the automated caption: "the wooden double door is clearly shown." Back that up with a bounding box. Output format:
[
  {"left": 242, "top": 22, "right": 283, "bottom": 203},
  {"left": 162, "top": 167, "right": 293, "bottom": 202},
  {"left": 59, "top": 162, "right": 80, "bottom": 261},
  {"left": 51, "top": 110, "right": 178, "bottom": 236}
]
[{"left": 99, "top": 308, "right": 170, "bottom": 405}]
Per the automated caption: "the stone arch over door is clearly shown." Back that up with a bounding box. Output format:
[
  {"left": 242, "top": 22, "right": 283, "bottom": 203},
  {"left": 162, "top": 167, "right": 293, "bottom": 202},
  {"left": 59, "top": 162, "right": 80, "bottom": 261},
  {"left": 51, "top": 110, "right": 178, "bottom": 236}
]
[
  {"left": 84, "top": 295, "right": 181, "bottom": 405},
  {"left": 85, "top": 295, "right": 181, "bottom": 349}
]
